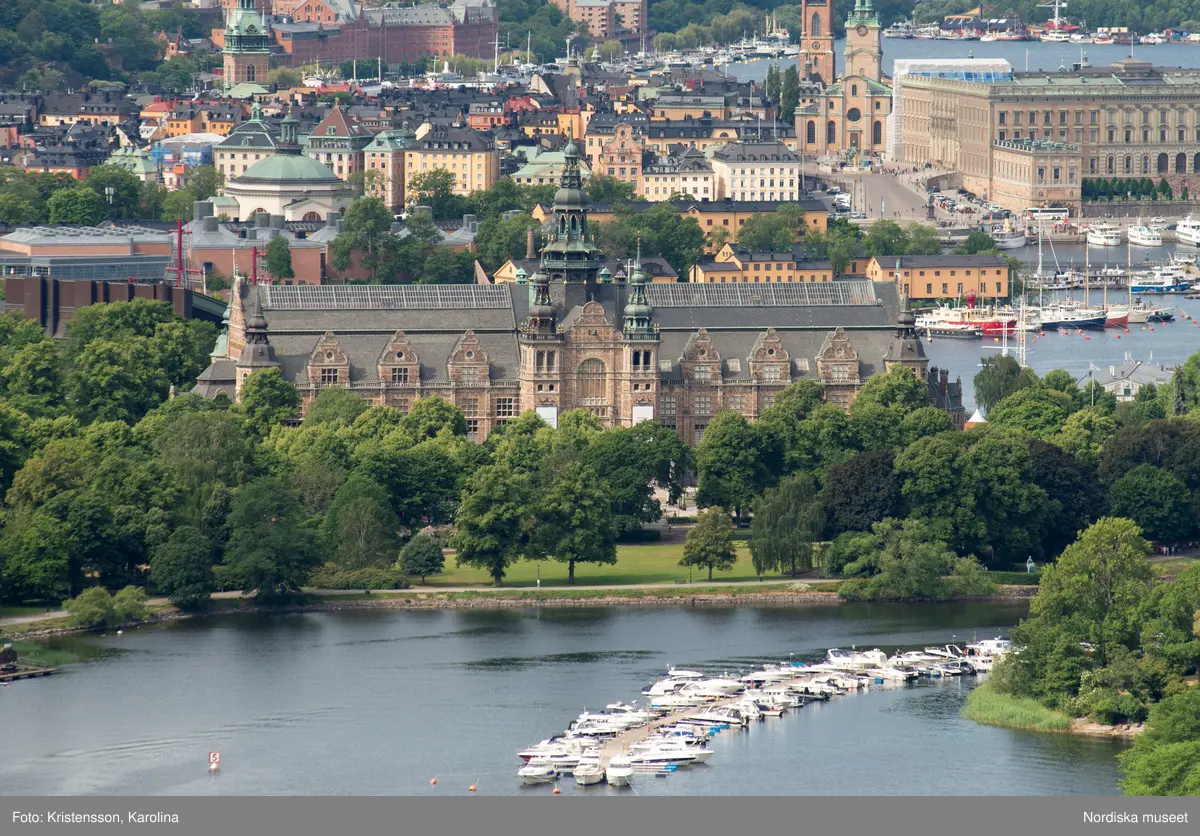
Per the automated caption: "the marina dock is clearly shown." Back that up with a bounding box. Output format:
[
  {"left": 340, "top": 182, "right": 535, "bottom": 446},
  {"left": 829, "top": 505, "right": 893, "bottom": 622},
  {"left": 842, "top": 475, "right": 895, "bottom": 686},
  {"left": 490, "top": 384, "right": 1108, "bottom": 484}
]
[{"left": 0, "top": 667, "right": 57, "bottom": 683}]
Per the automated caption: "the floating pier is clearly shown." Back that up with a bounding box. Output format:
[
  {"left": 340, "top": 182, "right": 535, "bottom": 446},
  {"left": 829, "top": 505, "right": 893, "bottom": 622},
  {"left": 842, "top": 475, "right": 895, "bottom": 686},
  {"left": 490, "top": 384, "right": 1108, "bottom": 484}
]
[{"left": 0, "top": 667, "right": 57, "bottom": 682}]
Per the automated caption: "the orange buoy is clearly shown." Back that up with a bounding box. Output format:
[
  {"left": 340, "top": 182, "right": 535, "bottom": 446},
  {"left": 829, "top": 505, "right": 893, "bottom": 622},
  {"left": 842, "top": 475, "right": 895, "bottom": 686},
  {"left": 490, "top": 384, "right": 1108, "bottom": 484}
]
[
  {"left": 1085, "top": 336, "right": 1090, "bottom": 340},
  {"left": 469, "top": 785, "right": 477, "bottom": 792},
  {"left": 1124, "top": 328, "right": 1129, "bottom": 333},
  {"left": 431, "top": 778, "right": 438, "bottom": 786},
  {"left": 1040, "top": 332, "right": 1046, "bottom": 337},
  {"left": 553, "top": 786, "right": 561, "bottom": 795},
  {"left": 1116, "top": 335, "right": 1121, "bottom": 339}
]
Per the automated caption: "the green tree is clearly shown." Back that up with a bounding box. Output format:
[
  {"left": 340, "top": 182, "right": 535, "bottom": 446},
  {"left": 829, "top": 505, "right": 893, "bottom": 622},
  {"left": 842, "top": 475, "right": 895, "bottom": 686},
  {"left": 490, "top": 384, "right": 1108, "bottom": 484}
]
[
  {"left": 399, "top": 531, "right": 445, "bottom": 584},
  {"left": 533, "top": 459, "right": 616, "bottom": 584},
  {"left": 780, "top": 64, "right": 800, "bottom": 123},
  {"left": 111, "top": 584, "right": 149, "bottom": 622},
  {"left": 330, "top": 196, "right": 397, "bottom": 282},
  {"left": 216, "top": 477, "right": 320, "bottom": 602},
  {"left": 681, "top": 506, "right": 737, "bottom": 581},
  {"left": 187, "top": 165, "right": 224, "bottom": 202},
  {"left": 863, "top": 220, "right": 909, "bottom": 257},
  {"left": 694, "top": 410, "right": 777, "bottom": 519},
  {"left": 973, "top": 354, "right": 1034, "bottom": 412},
  {"left": 821, "top": 449, "right": 901, "bottom": 536},
  {"left": 1057, "top": 407, "right": 1118, "bottom": 461},
  {"left": 0, "top": 193, "right": 36, "bottom": 224},
  {"left": 399, "top": 394, "right": 467, "bottom": 440},
  {"left": 837, "top": 518, "right": 993, "bottom": 601},
  {"left": 407, "top": 169, "right": 466, "bottom": 218},
  {"left": 265, "top": 235, "right": 294, "bottom": 280},
  {"left": 150, "top": 524, "right": 215, "bottom": 610},
  {"left": 904, "top": 224, "right": 943, "bottom": 255},
  {"left": 956, "top": 229, "right": 998, "bottom": 254},
  {"left": 160, "top": 189, "right": 196, "bottom": 223},
  {"left": 749, "top": 473, "right": 824, "bottom": 577},
  {"left": 304, "top": 387, "right": 368, "bottom": 427},
  {"left": 1109, "top": 464, "right": 1194, "bottom": 541},
  {"left": 450, "top": 464, "right": 534, "bottom": 585},
  {"left": 765, "top": 63, "right": 781, "bottom": 106},
  {"left": 474, "top": 212, "right": 540, "bottom": 270},
  {"left": 69, "top": 337, "right": 170, "bottom": 423},
  {"left": 321, "top": 474, "right": 400, "bottom": 569},
  {"left": 585, "top": 173, "right": 637, "bottom": 203},
  {"left": 80, "top": 164, "right": 142, "bottom": 219},
  {"left": 64, "top": 586, "right": 116, "bottom": 628},
  {"left": 853, "top": 364, "right": 930, "bottom": 412},
  {"left": 47, "top": 187, "right": 105, "bottom": 225},
  {"left": 987, "top": 387, "right": 1073, "bottom": 439},
  {"left": 1030, "top": 517, "right": 1154, "bottom": 665},
  {"left": 239, "top": 368, "right": 300, "bottom": 433}
]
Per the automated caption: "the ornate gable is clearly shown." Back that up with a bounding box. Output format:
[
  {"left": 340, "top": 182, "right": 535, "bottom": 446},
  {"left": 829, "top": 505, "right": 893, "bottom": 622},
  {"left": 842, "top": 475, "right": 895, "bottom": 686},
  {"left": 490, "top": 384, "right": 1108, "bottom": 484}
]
[
  {"left": 306, "top": 331, "right": 350, "bottom": 387},
  {"left": 817, "top": 327, "right": 861, "bottom": 384},
  {"left": 377, "top": 330, "right": 420, "bottom": 386},
  {"left": 447, "top": 330, "right": 490, "bottom": 385},
  {"left": 567, "top": 300, "right": 620, "bottom": 342},
  {"left": 681, "top": 329, "right": 722, "bottom": 383},
  {"left": 749, "top": 328, "right": 792, "bottom": 384}
]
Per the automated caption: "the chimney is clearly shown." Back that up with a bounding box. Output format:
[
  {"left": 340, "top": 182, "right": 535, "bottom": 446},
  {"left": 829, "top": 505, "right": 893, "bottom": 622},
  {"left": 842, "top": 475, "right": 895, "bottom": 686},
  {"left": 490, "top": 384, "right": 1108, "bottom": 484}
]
[
  {"left": 326, "top": 211, "right": 342, "bottom": 226},
  {"left": 463, "top": 213, "right": 477, "bottom": 233},
  {"left": 194, "top": 200, "right": 213, "bottom": 220},
  {"left": 270, "top": 214, "right": 284, "bottom": 230},
  {"left": 526, "top": 225, "right": 535, "bottom": 260},
  {"left": 203, "top": 216, "right": 218, "bottom": 232},
  {"left": 256, "top": 212, "right": 270, "bottom": 228}
]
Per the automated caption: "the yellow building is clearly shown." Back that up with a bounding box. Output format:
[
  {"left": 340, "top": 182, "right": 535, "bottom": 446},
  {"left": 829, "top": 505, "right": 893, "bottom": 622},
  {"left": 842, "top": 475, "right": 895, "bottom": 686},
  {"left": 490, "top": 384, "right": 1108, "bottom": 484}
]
[
  {"left": 865, "top": 254, "right": 1011, "bottom": 302},
  {"left": 403, "top": 126, "right": 500, "bottom": 204},
  {"left": 531, "top": 198, "right": 828, "bottom": 242},
  {"left": 689, "top": 243, "right": 836, "bottom": 283}
]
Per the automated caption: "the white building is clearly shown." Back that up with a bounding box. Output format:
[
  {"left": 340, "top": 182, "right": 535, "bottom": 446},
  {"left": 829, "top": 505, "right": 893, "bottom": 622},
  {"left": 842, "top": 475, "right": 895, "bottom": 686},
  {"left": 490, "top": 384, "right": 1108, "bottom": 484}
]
[{"left": 887, "top": 59, "right": 1013, "bottom": 162}]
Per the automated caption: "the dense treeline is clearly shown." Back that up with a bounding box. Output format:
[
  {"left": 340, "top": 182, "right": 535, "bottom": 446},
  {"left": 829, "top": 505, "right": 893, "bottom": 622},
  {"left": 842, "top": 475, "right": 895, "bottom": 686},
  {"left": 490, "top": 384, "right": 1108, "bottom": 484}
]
[
  {"left": 0, "top": 1, "right": 206, "bottom": 91},
  {"left": 712, "top": 351, "right": 1200, "bottom": 599},
  {"left": 0, "top": 300, "right": 692, "bottom": 603}
]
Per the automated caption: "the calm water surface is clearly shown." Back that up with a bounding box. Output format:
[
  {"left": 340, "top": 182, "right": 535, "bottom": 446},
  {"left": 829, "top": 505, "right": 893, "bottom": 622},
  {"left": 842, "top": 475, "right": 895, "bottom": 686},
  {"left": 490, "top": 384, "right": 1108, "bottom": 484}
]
[{"left": 0, "top": 604, "right": 1124, "bottom": 796}]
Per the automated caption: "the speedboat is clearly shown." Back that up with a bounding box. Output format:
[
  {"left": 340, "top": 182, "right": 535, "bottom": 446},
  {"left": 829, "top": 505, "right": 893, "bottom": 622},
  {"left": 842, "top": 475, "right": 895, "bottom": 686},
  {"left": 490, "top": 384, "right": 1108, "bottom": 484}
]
[
  {"left": 573, "top": 751, "right": 605, "bottom": 786},
  {"left": 518, "top": 759, "right": 558, "bottom": 785},
  {"left": 1086, "top": 222, "right": 1122, "bottom": 247},
  {"left": 966, "top": 638, "right": 1013, "bottom": 659},
  {"left": 605, "top": 755, "right": 634, "bottom": 787},
  {"left": 1127, "top": 224, "right": 1162, "bottom": 247},
  {"left": 517, "top": 737, "right": 587, "bottom": 763},
  {"left": 629, "top": 744, "right": 702, "bottom": 768},
  {"left": 826, "top": 648, "right": 890, "bottom": 670}
]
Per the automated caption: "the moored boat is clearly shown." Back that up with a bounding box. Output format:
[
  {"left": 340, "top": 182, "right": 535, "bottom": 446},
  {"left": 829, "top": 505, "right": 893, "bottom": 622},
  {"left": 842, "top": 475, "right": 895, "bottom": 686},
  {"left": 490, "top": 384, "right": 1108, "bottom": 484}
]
[
  {"left": 1086, "top": 222, "right": 1122, "bottom": 247},
  {"left": 1127, "top": 224, "right": 1162, "bottom": 247}
]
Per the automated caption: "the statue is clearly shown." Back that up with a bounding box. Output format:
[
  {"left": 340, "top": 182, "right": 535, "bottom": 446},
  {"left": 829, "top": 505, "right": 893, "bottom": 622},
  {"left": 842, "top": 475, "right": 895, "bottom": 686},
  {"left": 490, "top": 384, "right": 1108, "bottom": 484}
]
[{"left": 1026, "top": 557, "right": 1036, "bottom": 574}]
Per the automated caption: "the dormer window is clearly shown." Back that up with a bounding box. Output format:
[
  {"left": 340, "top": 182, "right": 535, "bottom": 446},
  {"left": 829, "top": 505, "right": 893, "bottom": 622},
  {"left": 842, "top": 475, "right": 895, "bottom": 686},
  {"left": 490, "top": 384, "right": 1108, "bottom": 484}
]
[{"left": 320, "top": 368, "right": 339, "bottom": 384}]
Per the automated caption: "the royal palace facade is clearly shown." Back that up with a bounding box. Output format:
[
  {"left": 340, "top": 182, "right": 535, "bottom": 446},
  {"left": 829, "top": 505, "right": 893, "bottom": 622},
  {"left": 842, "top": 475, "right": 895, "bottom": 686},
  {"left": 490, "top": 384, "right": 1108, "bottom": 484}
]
[{"left": 195, "top": 141, "right": 964, "bottom": 442}]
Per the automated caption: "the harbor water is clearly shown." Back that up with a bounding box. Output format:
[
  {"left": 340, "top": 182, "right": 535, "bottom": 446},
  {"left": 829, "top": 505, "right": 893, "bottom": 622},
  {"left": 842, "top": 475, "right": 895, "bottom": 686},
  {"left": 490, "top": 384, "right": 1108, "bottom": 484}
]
[
  {"left": 729, "top": 38, "right": 1200, "bottom": 80},
  {"left": 0, "top": 604, "right": 1124, "bottom": 796}
]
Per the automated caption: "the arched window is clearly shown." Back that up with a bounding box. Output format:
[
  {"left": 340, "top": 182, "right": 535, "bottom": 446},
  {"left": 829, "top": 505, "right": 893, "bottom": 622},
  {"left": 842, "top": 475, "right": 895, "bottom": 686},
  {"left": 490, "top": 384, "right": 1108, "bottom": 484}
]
[
  {"left": 1107, "top": 156, "right": 1115, "bottom": 174},
  {"left": 873, "top": 120, "right": 882, "bottom": 145},
  {"left": 576, "top": 359, "right": 607, "bottom": 403},
  {"left": 1177, "top": 153, "right": 1187, "bottom": 174},
  {"left": 302, "top": 211, "right": 321, "bottom": 221},
  {"left": 1194, "top": 152, "right": 1200, "bottom": 173},
  {"left": 826, "top": 121, "right": 836, "bottom": 144},
  {"left": 811, "top": 12, "right": 822, "bottom": 37},
  {"left": 851, "top": 84, "right": 858, "bottom": 96},
  {"left": 1156, "top": 153, "right": 1168, "bottom": 173},
  {"left": 806, "top": 120, "right": 816, "bottom": 143},
  {"left": 1143, "top": 155, "right": 1150, "bottom": 174},
  {"left": 1124, "top": 156, "right": 1132, "bottom": 174},
  {"left": 247, "top": 64, "right": 256, "bottom": 82}
]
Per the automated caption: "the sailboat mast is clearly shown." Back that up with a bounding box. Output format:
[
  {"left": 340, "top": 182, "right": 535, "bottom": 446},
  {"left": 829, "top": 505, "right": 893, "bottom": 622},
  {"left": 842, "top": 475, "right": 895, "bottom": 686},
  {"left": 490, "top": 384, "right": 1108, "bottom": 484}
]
[{"left": 1127, "top": 238, "right": 1133, "bottom": 307}]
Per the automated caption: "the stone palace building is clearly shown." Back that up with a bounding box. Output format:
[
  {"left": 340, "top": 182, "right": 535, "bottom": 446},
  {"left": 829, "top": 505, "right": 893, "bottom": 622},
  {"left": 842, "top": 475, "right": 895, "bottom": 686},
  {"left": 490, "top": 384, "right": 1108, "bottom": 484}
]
[{"left": 195, "top": 140, "right": 964, "bottom": 442}]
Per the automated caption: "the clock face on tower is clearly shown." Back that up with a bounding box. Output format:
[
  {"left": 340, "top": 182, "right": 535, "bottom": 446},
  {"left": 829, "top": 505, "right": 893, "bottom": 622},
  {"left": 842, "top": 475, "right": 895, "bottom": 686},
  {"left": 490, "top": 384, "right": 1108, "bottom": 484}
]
[
  {"left": 856, "top": 24, "right": 869, "bottom": 36},
  {"left": 810, "top": 41, "right": 822, "bottom": 50}
]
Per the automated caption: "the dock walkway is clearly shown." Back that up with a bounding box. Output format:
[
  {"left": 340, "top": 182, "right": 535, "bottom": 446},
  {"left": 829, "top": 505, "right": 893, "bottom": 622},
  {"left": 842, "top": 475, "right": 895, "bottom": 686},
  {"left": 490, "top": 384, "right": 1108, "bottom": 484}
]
[{"left": 0, "top": 667, "right": 57, "bottom": 682}]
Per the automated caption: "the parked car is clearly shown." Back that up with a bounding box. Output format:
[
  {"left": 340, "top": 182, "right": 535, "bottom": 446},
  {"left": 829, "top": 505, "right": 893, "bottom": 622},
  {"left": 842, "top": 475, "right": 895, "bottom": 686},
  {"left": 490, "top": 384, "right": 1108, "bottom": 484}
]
[{"left": 850, "top": 211, "right": 867, "bottom": 220}]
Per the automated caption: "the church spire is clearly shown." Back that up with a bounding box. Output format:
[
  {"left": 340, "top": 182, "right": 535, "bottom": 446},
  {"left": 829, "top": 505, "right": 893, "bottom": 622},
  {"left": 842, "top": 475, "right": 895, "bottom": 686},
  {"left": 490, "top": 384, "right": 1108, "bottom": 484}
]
[{"left": 622, "top": 240, "right": 655, "bottom": 338}]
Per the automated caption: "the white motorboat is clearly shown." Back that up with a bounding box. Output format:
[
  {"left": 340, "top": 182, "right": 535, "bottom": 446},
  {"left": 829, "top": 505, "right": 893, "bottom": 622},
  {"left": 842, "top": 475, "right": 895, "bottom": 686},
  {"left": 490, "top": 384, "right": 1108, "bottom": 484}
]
[
  {"left": 629, "top": 745, "right": 701, "bottom": 768},
  {"left": 518, "top": 759, "right": 558, "bottom": 785},
  {"left": 990, "top": 222, "right": 1027, "bottom": 250},
  {"left": 573, "top": 751, "right": 605, "bottom": 786},
  {"left": 630, "top": 738, "right": 713, "bottom": 764},
  {"left": 1127, "top": 224, "right": 1162, "bottom": 247},
  {"left": 1131, "top": 265, "right": 1191, "bottom": 293},
  {"left": 1175, "top": 215, "right": 1200, "bottom": 245},
  {"left": 825, "top": 648, "right": 889, "bottom": 670},
  {"left": 517, "top": 737, "right": 587, "bottom": 762},
  {"left": 1086, "top": 222, "right": 1122, "bottom": 247},
  {"left": 966, "top": 638, "right": 1013, "bottom": 659},
  {"left": 605, "top": 755, "right": 634, "bottom": 787}
]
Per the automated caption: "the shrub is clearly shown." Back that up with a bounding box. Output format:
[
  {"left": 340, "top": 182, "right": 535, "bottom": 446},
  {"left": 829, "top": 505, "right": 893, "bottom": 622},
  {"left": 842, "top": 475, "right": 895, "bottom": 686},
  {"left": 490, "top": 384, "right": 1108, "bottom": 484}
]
[
  {"left": 64, "top": 585, "right": 149, "bottom": 629},
  {"left": 111, "top": 586, "right": 150, "bottom": 622},
  {"left": 308, "top": 565, "right": 410, "bottom": 590}
]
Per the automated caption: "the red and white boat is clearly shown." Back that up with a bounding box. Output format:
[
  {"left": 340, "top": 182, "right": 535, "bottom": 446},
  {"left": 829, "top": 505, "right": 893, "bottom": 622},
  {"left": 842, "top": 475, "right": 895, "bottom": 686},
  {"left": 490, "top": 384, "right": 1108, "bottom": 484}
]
[
  {"left": 918, "top": 291, "right": 1016, "bottom": 335},
  {"left": 1104, "top": 308, "right": 1129, "bottom": 327}
]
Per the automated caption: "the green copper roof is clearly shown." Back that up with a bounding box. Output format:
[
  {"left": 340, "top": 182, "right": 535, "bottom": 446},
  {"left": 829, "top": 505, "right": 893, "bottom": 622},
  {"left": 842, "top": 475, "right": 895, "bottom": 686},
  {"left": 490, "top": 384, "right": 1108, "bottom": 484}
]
[{"left": 238, "top": 152, "right": 341, "bottom": 183}]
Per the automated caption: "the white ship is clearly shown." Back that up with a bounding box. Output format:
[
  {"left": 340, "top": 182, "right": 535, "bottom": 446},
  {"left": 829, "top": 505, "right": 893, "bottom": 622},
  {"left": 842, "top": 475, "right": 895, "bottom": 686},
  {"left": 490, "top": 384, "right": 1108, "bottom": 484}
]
[
  {"left": 1126, "top": 224, "right": 1163, "bottom": 247},
  {"left": 1086, "top": 221, "right": 1122, "bottom": 247},
  {"left": 1175, "top": 215, "right": 1200, "bottom": 246}
]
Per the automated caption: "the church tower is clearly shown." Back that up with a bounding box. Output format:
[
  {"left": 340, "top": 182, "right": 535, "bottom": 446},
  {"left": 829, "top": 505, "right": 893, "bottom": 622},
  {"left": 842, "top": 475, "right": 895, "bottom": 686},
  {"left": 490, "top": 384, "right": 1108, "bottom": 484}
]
[
  {"left": 800, "top": 0, "right": 835, "bottom": 85},
  {"left": 539, "top": 136, "right": 604, "bottom": 285},
  {"left": 222, "top": 0, "right": 270, "bottom": 94},
  {"left": 844, "top": 0, "right": 883, "bottom": 82}
]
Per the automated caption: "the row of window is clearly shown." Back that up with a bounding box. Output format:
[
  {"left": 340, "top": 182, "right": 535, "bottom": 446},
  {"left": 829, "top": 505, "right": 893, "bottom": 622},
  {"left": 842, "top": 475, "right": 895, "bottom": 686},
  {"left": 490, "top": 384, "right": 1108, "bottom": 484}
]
[{"left": 1095, "top": 152, "right": 1200, "bottom": 175}]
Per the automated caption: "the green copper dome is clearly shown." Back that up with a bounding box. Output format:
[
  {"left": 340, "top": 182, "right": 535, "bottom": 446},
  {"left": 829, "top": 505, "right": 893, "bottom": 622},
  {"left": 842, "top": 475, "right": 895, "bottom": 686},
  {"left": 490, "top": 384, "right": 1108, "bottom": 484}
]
[{"left": 238, "top": 153, "right": 341, "bottom": 183}]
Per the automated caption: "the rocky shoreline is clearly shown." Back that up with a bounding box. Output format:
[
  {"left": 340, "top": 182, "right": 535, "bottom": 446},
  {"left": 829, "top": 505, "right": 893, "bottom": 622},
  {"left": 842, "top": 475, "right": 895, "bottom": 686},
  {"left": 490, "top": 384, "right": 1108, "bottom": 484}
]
[{"left": 6, "top": 584, "right": 1036, "bottom": 640}]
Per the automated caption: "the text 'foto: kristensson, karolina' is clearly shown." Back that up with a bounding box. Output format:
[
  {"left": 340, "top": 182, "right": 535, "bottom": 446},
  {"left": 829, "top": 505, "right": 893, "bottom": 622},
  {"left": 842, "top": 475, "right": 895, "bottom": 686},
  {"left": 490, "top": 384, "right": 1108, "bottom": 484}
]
[
  {"left": 1084, "top": 812, "right": 1190, "bottom": 824},
  {"left": 13, "top": 812, "right": 181, "bottom": 824}
]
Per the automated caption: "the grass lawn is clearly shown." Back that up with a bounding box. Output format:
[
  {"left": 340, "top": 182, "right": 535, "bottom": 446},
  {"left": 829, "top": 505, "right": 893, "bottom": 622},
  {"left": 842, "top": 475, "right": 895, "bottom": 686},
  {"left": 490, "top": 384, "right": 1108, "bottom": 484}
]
[
  {"left": 1152, "top": 556, "right": 1199, "bottom": 577},
  {"left": 962, "top": 681, "right": 1073, "bottom": 732},
  {"left": 422, "top": 542, "right": 821, "bottom": 588}
]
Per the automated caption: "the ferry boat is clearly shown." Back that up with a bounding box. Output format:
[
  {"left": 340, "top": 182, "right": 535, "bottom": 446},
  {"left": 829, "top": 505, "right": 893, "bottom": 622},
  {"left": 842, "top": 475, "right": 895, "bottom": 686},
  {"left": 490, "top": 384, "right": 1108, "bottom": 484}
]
[
  {"left": 1126, "top": 224, "right": 1163, "bottom": 247},
  {"left": 1130, "top": 265, "right": 1191, "bottom": 293},
  {"left": 1086, "top": 222, "right": 1122, "bottom": 247},
  {"left": 990, "top": 220, "right": 1027, "bottom": 250},
  {"left": 916, "top": 304, "right": 1016, "bottom": 336},
  {"left": 914, "top": 315, "right": 982, "bottom": 338},
  {"left": 1175, "top": 215, "right": 1200, "bottom": 246},
  {"left": 913, "top": 24, "right": 940, "bottom": 39},
  {"left": 883, "top": 20, "right": 914, "bottom": 38}
]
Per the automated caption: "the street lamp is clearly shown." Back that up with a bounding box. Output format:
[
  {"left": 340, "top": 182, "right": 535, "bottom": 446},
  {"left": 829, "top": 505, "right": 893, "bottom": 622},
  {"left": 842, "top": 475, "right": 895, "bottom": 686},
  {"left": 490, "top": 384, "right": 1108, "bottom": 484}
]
[{"left": 104, "top": 185, "right": 115, "bottom": 222}]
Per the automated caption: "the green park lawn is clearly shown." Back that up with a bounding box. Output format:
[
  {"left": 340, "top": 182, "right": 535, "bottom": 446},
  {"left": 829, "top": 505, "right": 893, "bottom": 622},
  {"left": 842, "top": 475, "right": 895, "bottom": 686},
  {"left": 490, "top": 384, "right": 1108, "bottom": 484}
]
[{"left": 422, "top": 541, "right": 820, "bottom": 588}]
